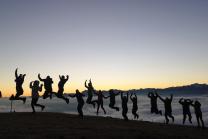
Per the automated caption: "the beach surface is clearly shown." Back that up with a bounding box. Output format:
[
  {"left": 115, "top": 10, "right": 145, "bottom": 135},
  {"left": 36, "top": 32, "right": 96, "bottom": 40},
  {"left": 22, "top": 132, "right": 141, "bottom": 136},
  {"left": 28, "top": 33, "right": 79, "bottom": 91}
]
[{"left": 0, "top": 112, "right": 207, "bottom": 139}]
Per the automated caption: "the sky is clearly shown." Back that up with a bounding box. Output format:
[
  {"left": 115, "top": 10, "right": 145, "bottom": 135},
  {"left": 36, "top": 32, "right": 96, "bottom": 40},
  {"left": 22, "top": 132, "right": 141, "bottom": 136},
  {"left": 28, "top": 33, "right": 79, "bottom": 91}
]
[{"left": 0, "top": 0, "right": 208, "bottom": 97}]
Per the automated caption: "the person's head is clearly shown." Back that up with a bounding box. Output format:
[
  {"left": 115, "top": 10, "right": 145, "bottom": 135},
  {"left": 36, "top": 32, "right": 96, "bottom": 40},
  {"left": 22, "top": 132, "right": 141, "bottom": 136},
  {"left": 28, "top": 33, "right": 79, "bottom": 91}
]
[
  {"left": 184, "top": 99, "right": 188, "bottom": 103},
  {"left": 76, "top": 89, "right": 80, "bottom": 94},
  {"left": 99, "top": 90, "right": 102, "bottom": 93},
  {"left": 149, "top": 92, "right": 153, "bottom": 96},
  {"left": 46, "top": 76, "right": 50, "bottom": 80},
  {"left": 109, "top": 89, "right": 114, "bottom": 94},
  {"left": 61, "top": 75, "right": 65, "bottom": 79},
  {"left": 33, "top": 80, "right": 40, "bottom": 87},
  {"left": 165, "top": 97, "right": 169, "bottom": 101},
  {"left": 195, "top": 101, "right": 200, "bottom": 105}
]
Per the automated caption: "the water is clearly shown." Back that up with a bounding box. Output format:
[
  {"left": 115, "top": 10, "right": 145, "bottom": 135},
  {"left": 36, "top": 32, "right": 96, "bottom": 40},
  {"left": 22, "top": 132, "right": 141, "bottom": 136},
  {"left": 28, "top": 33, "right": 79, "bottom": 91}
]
[{"left": 0, "top": 94, "right": 207, "bottom": 126}]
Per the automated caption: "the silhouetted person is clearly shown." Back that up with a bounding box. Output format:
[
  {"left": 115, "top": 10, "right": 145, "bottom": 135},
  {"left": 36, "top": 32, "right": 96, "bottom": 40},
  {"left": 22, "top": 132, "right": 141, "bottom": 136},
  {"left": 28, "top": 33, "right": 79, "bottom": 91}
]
[
  {"left": 191, "top": 101, "right": 205, "bottom": 128},
  {"left": 9, "top": 68, "right": 26, "bottom": 103},
  {"left": 85, "top": 79, "right": 96, "bottom": 108},
  {"left": 148, "top": 92, "right": 162, "bottom": 115},
  {"left": 179, "top": 98, "right": 193, "bottom": 124},
  {"left": 107, "top": 90, "right": 120, "bottom": 111},
  {"left": 121, "top": 91, "right": 129, "bottom": 121},
  {"left": 69, "top": 89, "right": 85, "bottom": 118},
  {"left": 38, "top": 74, "right": 54, "bottom": 99},
  {"left": 130, "top": 93, "right": 139, "bottom": 119},
  {"left": 158, "top": 94, "right": 174, "bottom": 124},
  {"left": 93, "top": 90, "right": 107, "bottom": 115},
  {"left": 55, "top": 75, "right": 69, "bottom": 104},
  {"left": 0, "top": 91, "right": 2, "bottom": 98},
  {"left": 30, "top": 80, "right": 45, "bottom": 113}
]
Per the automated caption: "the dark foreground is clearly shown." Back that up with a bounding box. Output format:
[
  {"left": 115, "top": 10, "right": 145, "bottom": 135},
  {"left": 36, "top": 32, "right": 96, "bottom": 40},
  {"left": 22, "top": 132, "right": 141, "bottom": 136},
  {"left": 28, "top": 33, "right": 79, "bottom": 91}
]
[{"left": 0, "top": 113, "right": 207, "bottom": 139}]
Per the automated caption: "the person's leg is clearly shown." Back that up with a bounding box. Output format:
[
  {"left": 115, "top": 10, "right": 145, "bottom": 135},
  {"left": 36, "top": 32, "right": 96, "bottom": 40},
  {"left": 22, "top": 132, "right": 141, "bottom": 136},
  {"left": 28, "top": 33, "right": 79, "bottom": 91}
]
[
  {"left": 43, "top": 91, "right": 49, "bottom": 99},
  {"left": 97, "top": 103, "right": 100, "bottom": 115},
  {"left": 188, "top": 113, "right": 192, "bottom": 124},
  {"left": 183, "top": 114, "right": 187, "bottom": 124},
  {"left": 196, "top": 115, "right": 200, "bottom": 128},
  {"left": 101, "top": 102, "right": 106, "bottom": 114},
  {"left": 77, "top": 104, "right": 83, "bottom": 118},
  {"left": 14, "top": 93, "right": 26, "bottom": 104},
  {"left": 165, "top": 114, "right": 169, "bottom": 124},
  {"left": 169, "top": 114, "right": 174, "bottom": 123},
  {"left": 31, "top": 99, "right": 36, "bottom": 113},
  {"left": 199, "top": 114, "right": 205, "bottom": 128}
]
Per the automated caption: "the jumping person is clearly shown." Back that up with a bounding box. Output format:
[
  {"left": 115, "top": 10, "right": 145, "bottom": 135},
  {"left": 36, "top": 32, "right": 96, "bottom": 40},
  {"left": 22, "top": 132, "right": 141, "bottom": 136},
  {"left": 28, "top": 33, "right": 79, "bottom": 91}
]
[
  {"left": 107, "top": 90, "right": 120, "bottom": 111},
  {"left": 9, "top": 68, "right": 26, "bottom": 103},
  {"left": 158, "top": 94, "right": 174, "bottom": 124},
  {"left": 85, "top": 79, "right": 96, "bottom": 108},
  {"left": 148, "top": 91, "right": 162, "bottom": 115},
  {"left": 191, "top": 100, "right": 205, "bottom": 128},
  {"left": 130, "top": 93, "right": 139, "bottom": 119},
  {"left": 38, "top": 74, "right": 54, "bottom": 99},
  {"left": 30, "top": 80, "right": 45, "bottom": 113},
  {"left": 69, "top": 89, "right": 85, "bottom": 118},
  {"left": 55, "top": 75, "right": 69, "bottom": 104},
  {"left": 121, "top": 91, "right": 129, "bottom": 121},
  {"left": 93, "top": 90, "right": 107, "bottom": 115},
  {"left": 179, "top": 98, "right": 193, "bottom": 125}
]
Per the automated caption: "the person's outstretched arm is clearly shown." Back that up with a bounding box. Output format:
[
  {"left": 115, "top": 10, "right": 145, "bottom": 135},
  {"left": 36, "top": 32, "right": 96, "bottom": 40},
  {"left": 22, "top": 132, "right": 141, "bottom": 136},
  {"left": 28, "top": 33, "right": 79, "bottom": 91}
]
[
  {"left": 15, "top": 68, "right": 18, "bottom": 78},
  {"left": 148, "top": 92, "right": 151, "bottom": 98},
  {"left": 69, "top": 94, "right": 76, "bottom": 98},
  {"left": 130, "top": 93, "right": 133, "bottom": 101},
  {"left": 66, "top": 75, "right": 69, "bottom": 81},
  {"left": 121, "top": 92, "right": 123, "bottom": 100},
  {"left": 170, "top": 94, "right": 173, "bottom": 101},
  {"left": 158, "top": 94, "right": 164, "bottom": 102},
  {"left": 23, "top": 74, "right": 26, "bottom": 80},
  {"left": 116, "top": 92, "right": 120, "bottom": 96},
  {"left": 85, "top": 80, "right": 88, "bottom": 88},
  {"left": 134, "top": 93, "right": 137, "bottom": 99},
  {"left": 29, "top": 82, "right": 33, "bottom": 89},
  {"left": 127, "top": 92, "right": 129, "bottom": 102},
  {"left": 94, "top": 90, "right": 98, "bottom": 95},
  {"left": 59, "top": 75, "right": 62, "bottom": 80},
  {"left": 179, "top": 98, "right": 183, "bottom": 105},
  {"left": 38, "top": 74, "right": 44, "bottom": 81},
  {"left": 39, "top": 84, "right": 43, "bottom": 92}
]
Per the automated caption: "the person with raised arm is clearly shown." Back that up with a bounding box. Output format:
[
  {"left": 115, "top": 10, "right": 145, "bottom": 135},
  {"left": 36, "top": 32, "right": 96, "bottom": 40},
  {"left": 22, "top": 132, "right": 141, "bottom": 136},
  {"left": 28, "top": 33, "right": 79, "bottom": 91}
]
[
  {"left": 9, "top": 68, "right": 26, "bottom": 103},
  {"left": 30, "top": 80, "right": 45, "bottom": 113},
  {"left": 107, "top": 90, "right": 120, "bottom": 111},
  {"left": 130, "top": 93, "right": 139, "bottom": 119},
  {"left": 69, "top": 89, "right": 85, "bottom": 118},
  {"left": 38, "top": 74, "right": 54, "bottom": 99},
  {"left": 158, "top": 93, "right": 174, "bottom": 124},
  {"left": 148, "top": 91, "right": 162, "bottom": 115},
  {"left": 85, "top": 79, "right": 96, "bottom": 108},
  {"left": 93, "top": 90, "right": 107, "bottom": 115},
  {"left": 179, "top": 98, "right": 193, "bottom": 125},
  {"left": 55, "top": 75, "right": 69, "bottom": 104},
  {"left": 191, "top": 100, "right": 205, "bottom": 128},
  {"left": 121, "top": 91, "right": 129, "bottom": 121}
]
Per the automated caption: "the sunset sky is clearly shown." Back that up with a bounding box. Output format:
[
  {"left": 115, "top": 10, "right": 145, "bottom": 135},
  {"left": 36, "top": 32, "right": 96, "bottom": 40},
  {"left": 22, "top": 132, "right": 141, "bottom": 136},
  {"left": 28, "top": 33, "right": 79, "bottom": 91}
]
[{"left": 0, "top": 0, "right": 208, "bottom": 97}]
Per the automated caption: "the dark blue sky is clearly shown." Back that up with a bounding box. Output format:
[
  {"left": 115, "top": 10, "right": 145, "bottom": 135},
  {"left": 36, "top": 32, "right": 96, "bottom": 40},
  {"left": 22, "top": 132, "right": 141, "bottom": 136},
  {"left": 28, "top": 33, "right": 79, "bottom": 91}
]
[{"left": 0, "top": 0, "right": 208, "bottom": 96}]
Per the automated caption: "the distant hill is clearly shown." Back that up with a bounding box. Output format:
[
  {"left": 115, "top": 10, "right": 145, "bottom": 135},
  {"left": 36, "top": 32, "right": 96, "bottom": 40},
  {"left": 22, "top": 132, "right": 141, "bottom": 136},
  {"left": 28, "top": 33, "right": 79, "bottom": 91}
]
[
  {"left": 131, "top": 83, "right": 208, "bottom": 96},
  {"left": 66, "top": 83, "right": 208, "bottom": 96}
]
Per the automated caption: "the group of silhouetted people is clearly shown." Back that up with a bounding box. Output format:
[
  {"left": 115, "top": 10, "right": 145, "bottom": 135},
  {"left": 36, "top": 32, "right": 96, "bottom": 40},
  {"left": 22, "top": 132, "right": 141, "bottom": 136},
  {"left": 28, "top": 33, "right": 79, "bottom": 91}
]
[
  {"left": 147, "top": 91, "right": 205, "bottom": 128},
  {"left": 0, "top": 68, "right": 204, "bottom": 129}
]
